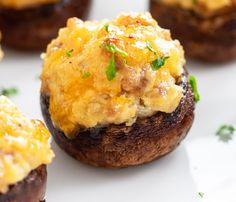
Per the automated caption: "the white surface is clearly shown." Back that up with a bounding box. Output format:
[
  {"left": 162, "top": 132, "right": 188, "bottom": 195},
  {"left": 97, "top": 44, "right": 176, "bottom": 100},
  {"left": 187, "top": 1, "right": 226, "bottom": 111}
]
[{"left": 0, "top": 0, "right": 236, "bottom": 202}]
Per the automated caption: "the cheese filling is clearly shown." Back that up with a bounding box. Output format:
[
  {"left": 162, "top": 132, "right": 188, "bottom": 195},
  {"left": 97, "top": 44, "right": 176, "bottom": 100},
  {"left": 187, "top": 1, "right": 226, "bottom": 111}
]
[
  {"left": 0, "top": 96, "right": 54, "bottom": 194},
  {"left": 0, "top": 0, "right": 59, "bottom": 9},
  {"left": 41, "top": 12, "right": 185, "bottom": 138},
  {"left": 159, "top": 0, "right": 235, "bottom": 15}
]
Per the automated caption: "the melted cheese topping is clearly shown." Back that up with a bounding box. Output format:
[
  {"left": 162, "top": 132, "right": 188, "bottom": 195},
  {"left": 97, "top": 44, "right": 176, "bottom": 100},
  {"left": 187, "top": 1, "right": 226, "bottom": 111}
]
[
  {"left": 0, "top": 96, "right": 54, "bottom": 194},
  {"left": 41, "top": 12, "right": 185, "bottom": 138},
  {"left": 0, "top": 0, "right": 58, "bottom": 9},
  {"left": 160, "top": 0, "right": 235, "bottom": 15}
]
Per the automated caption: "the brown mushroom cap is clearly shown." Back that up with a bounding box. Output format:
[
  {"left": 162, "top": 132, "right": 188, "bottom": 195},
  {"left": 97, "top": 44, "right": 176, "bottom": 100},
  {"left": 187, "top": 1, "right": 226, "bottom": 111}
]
[
  {"left": 150, "top": 0, "right": 236, "bottom": 62},
  {"left": 0, "top": 165, "right": 47, "bottom": 202},
  {"left": 0, "top": 0, "right": 91, "bottom": 50},
  {"left": 40, "top": 72, "right": 195, "bottom": 168}
]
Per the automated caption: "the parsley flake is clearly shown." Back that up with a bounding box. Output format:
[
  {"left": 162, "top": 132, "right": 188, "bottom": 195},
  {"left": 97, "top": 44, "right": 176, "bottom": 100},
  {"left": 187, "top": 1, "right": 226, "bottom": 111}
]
[
  {"left": 216, "top": 124, "right": 235, "bottom": 142},
  {"left": 101, "top": 42, "right": 128, "bottom": 57},
  {"left": 101, "top": 42, "right": 128, "bottom": 80},
  {"left": 151, "top": 56, "right": 169, "bottom": 71},
  {"left": 104, "top": 24, "right": 110, "bottom": 32},
  {"left": 66, "top": 49, "right": 74, "bottom": 57},
  {"left": 82, "top": 72, "right": 91, "bottom": 79},
  {"left": 198, "top": 192, "right": 204, "bottom": 198},
  {"left": 106, "top": 54, "right": 116, "bottom": 81},
  {"left": 189, "top": 75, "right": 200, "bottom": 102},
  {"left": 146, "top": 42, "right": 169, "bottom": 71},
  {"left": 146, "top": 43, "right": 157, "bottom": 55},
  {"left": 0, "top": 87, "right": 18, "bottom": 97}
]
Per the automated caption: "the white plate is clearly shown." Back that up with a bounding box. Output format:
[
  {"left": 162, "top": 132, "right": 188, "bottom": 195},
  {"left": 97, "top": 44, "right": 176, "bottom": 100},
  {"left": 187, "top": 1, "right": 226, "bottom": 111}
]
[{"left": 0, "top": 0, "right": 236, "bottom": 202}]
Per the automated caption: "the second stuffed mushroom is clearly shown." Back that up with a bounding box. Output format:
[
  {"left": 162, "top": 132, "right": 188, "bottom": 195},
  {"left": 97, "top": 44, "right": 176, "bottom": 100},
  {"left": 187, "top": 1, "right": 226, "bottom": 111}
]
[
  {"left": 0, "top": 0, "right": 91, "bottom": 50},
  {"left": 150, "top": 0, "right": 236, "bottom": 62}
]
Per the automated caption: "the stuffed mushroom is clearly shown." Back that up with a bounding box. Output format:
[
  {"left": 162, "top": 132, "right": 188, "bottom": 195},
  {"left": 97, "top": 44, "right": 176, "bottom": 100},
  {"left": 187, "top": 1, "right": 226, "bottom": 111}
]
[
  {"left": 0, "top": 96, "right": 54, "bottom": 202},
  {"left": 0, "top": 0, "right": 91, "bottom": 50},
  {"left": 40, "top": 13, "right": 196, "bottom": 168},
  {"left": 150, "top": 0, "right": 236, "bottom": 62}
]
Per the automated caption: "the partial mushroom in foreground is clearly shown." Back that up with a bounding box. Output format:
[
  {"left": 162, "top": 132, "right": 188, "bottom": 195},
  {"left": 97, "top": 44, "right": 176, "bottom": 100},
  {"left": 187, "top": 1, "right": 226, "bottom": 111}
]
[
  {"left": 0, "top": 96, "right": 54, "bottom": 202},
  {"left": 40, "top": 12, "right": 196, "bottom": 168},
  {"left": 150, "top": 0, "right": 236, "bottom": 63},
  {"left": 0, "top": 0, "right": 91, "bottom": 50}
]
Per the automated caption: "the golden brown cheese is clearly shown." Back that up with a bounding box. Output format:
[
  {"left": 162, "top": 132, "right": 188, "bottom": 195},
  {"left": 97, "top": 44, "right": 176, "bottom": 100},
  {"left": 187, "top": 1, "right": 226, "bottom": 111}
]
[
  {"left": 160, "top": 0, "right": 235, "bottom": 15},
  {"left": 0, "top": 96, "right": 54, "bottom": 194},
  {"left": 0, "top": 0, "right": 58, "bottom": 9},
  {"left": 41, "top": 12, "right": 185, "bottom": 138}
]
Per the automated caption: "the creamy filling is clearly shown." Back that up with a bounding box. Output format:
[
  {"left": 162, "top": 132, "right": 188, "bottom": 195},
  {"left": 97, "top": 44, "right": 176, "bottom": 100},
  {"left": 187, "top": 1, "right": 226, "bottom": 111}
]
[{"left": 41, "top": 13, "right": 185, "bottom": 138}]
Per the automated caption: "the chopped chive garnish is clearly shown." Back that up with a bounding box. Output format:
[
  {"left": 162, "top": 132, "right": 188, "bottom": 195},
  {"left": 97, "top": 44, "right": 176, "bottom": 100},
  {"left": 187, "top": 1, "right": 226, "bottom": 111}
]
[
  {"left": 101, "top": 42, "right": 128, "bottom": 57},
  {"left": 101, "top": 42, "right": 128, "bottom": 81},
  {"left": 104, "top": 24, "right": 110, "bottom": 32},
  {"left": 146, "top": 43, "right": 157, "bottom": 55},
  {"left": 198, "top": 192, "right": 204, "bottom": 198},
  {"left": 66, "top": 49, "right": 74, "bottom": 57},
  {"left": 216, "top": 125, "right": 235, "bottom": 142},
  {"left": 106, "top": 54, "right": 116, "bottom": 81},
  {"left": 82, "top": 72, "right": 91, "bottom": 79},
  {"left": 151, "top": 56, "right": 169, "bottom": 71},
  {"left": 0, "top": 87, "right": 18, "bottom": 97},
  {"left": 146, "top": 42, "right": 169, "bottom": 71},
  {"left": 189, "top": 75, "right": 200, "bottom": 102}
]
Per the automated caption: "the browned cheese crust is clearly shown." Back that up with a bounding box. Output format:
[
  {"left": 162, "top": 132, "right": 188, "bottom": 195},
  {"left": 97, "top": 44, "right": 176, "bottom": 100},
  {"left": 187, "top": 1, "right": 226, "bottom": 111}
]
[
  {"left": 150, "top": 1, "right": 236, "bottom": 62},
  {"left": 0, "top": 165, "right": 47, "bottom": 202},
  {"left": 0, "top": 0, "right": 91, "bottom": 50},
  {"left": 40, "top": 72, "right": 195, "bottom": 168}
]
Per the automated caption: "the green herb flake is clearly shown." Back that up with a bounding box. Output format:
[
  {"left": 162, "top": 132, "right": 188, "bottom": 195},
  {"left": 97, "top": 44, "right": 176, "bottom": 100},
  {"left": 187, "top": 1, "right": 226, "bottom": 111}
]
[
  {"left": 0, "top": 87, "right": 18, "bottom": 97},
  {"left": 146, "top": 43, "right": 157, "bottom": 55},
  {"left": 198, "top": 192, "right": 204, "bottom": 198},
  {"left": 104, "top": 24, "right": 110, "bottom": 32},
  {"left": 101, "top": 41, "right": 128, "bottom": 81},
  {"left": 188, "top": 75, "right": 200, "bottom": 102},
  {"left": 101, "top": 42, "right": 128, "bottom": 57},
  {"left": 82, "top": 72, "right": 91, "bottom": 79},
  {"left": 66, "top": 49, "right": 74, "bottom": 57},
  {"left": 151, "top": 56, "right": 169, "bottom": 71},
  {"left": 192, "top": 0, "right": 198, "bottom": 4},
  {"left": 106, "top": 54, "right": 116, "bottom": 81},
  {"left": 216, "top": 125, "right": 235, "bottom": 142}
]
